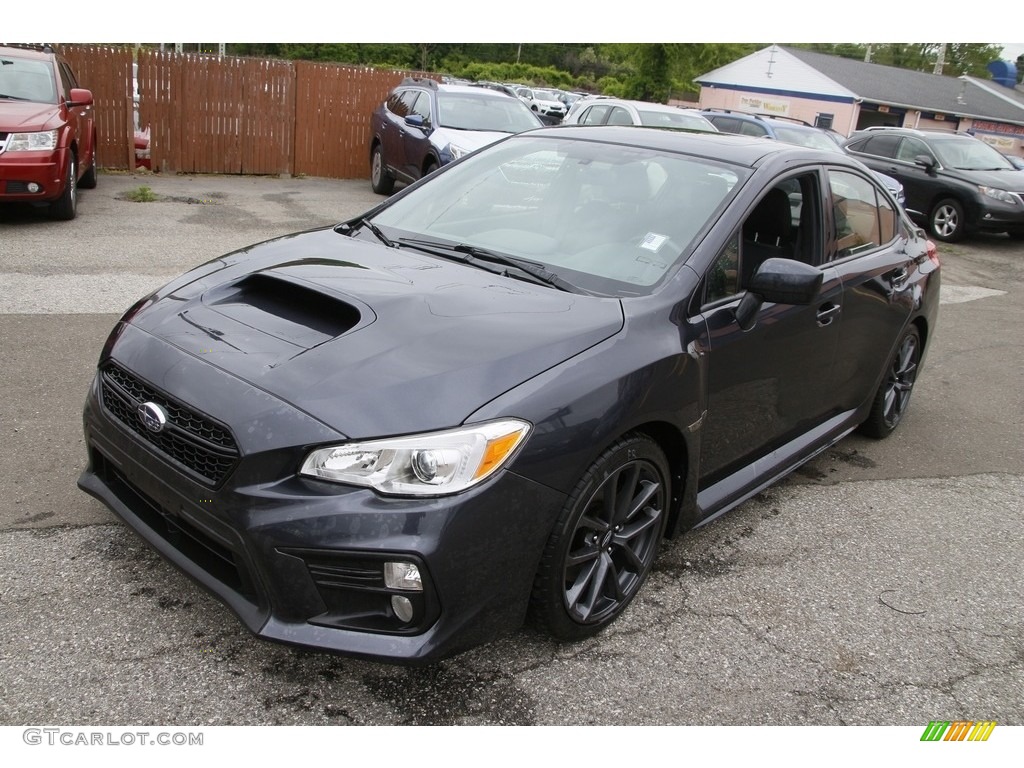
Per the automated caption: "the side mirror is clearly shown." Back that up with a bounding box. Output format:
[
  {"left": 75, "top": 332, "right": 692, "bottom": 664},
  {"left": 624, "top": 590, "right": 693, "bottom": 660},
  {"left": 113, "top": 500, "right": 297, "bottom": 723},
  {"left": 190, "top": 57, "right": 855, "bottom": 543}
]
[
  {"left": 735, "top": 258, "right": 823, "bottom": 331},
  {"left": 914, "top": 154, "right": 937, "bottom": 174},
  {"left": 67, "top": 88, "right": 93, "bottom": 107},
  {"left": 405, "top": 114, "right": 427, "bottom": 130}
]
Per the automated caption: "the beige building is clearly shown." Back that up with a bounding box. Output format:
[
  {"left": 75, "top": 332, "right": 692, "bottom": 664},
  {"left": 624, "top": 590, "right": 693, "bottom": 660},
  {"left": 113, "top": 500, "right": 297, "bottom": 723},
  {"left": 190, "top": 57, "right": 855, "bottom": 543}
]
[{"left": 697, "top": 45, "right": 1024, "bottom": 158}]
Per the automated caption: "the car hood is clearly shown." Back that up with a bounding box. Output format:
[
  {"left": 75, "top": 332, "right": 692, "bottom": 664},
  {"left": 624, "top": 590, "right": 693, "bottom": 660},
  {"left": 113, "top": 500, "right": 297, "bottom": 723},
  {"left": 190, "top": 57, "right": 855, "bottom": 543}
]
[
  {"left": 434, "top": 127, "right": 512, "bottom": 152},
  {"left": 949, "top": 167, "right": 1024, "bottom": 191},
  {"left": 0, "top": 100, "right": 60, "bottom": 131},
  {"left": 125, "top": 228, "right": 624, "bottom": 439}
]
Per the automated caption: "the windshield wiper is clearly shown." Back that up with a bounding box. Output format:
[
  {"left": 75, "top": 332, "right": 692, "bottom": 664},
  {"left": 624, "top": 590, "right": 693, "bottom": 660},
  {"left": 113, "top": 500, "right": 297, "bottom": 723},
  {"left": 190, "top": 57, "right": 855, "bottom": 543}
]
[
  {"left": 335, "top": 217, "right": 396, "bottom": 248},
  {"left": 397, "top": 237, "right": 577, "bottom": 293},
  {"left": 0, "top": 93, "right": 30, "bottom": 101},
  {"left": 452, "top": 244, "right": 579, "bottom": 293}
]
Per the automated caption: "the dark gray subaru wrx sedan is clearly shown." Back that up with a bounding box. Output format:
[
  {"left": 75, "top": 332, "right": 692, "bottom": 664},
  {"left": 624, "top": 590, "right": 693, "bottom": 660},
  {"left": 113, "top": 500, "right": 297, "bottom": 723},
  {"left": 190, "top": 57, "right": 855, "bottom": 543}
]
[{"left": 79, "top": 126, "right": 940, "bottom": 663}]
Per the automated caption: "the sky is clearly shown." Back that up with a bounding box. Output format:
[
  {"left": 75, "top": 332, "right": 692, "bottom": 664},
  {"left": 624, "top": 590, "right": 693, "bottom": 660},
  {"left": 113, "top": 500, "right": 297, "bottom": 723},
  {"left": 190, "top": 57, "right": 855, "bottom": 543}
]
[{"left": 20, "top": 4, "right": 1024, "bottom": 59}]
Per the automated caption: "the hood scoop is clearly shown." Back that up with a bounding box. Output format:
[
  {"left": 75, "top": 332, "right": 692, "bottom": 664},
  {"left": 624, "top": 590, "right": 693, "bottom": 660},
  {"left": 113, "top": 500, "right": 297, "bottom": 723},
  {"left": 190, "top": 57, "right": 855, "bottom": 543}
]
[{"left": 203, "top": 272, "right": 368, "bottom": 349}]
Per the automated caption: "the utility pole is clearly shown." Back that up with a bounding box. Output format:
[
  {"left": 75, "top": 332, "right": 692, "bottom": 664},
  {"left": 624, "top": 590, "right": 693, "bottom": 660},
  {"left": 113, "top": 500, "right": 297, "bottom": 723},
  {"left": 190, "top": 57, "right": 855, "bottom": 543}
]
[{"left": 933, "top": 44, "right": 947, "bottom": 76}]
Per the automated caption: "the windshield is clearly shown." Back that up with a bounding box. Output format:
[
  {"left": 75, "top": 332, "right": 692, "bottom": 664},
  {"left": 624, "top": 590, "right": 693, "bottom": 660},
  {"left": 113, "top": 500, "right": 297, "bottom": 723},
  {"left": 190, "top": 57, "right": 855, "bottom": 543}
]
[
  {"left": 0, "top": 56, "right": 56, "bottom": 102},
  {"left": 930, "top": 136, "right": 1015, "bottom": 170},
  {"left": 772, "top": 126, "right": 843, "bottom": 153},
  {"left": 371, "top": 135, "right": 745, "bottom": 296},
  {"left": 638, "top": 109, "right": 714, "bottom": 131},
  {"left": 437, "top": 92, "right": 542, "bottom": 133},
  {"left": 533, "top": 89, "right": 561, "bottom": 101}
]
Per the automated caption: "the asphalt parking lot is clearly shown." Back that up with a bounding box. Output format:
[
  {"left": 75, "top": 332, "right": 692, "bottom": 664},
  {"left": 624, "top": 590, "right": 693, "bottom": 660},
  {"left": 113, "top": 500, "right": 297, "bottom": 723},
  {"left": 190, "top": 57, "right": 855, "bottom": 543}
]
[{"left": 1, "top": 170, "right": 1022, "bottom": 728}]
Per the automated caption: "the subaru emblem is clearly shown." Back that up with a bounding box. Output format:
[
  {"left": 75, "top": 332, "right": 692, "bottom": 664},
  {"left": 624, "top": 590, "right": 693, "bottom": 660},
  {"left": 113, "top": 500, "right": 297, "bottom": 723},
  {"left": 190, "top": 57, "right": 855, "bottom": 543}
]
[{"left": 137, "top": 402, "right": 168, "bottom": 433}]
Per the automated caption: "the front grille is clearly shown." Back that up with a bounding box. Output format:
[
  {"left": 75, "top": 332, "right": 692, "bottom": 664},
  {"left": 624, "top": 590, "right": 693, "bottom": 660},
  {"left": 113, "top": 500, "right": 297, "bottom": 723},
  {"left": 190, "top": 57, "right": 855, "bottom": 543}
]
[{"left": 100, "top": 362, "right": 239, "bottom": 486}]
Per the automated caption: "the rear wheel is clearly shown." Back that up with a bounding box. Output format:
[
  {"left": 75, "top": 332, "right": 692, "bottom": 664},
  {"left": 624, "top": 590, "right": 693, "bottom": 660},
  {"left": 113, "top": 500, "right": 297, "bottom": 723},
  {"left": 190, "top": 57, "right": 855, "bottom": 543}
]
[
  {"left": 49, "top": 155, "right": 77, "bottom": 220},
  {"left": 531, "top": 434, "right": 669, "bottom": 641},
  {"left": 859, "top": 325, "right": 921, "bottom": 438}
]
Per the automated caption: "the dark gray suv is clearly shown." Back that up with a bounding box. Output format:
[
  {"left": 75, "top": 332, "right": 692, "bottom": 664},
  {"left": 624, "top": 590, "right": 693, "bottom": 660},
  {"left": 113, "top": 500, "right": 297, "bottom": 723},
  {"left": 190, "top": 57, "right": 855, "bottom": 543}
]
[{"left": 844, "top": 128, "right": 1024, "bottom": 242}]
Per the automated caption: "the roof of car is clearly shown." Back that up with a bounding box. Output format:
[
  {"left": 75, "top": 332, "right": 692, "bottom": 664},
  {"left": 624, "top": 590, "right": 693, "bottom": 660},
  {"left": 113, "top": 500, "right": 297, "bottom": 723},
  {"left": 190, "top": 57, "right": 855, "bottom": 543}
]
[
  {"left": 534, "top": 124, "right": 838, "bottom": 168},
  {"left": 0, "top": 44, "right": 55, "bottom": 61}
]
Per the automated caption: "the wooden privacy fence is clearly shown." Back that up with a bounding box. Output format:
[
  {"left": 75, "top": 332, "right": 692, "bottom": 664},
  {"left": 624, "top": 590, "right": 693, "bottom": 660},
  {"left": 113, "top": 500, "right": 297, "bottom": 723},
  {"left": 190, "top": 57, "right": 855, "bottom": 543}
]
[
  {"left": 59, "top": 46, "right": 135, "bottom": 169},
  {"left": 59, "top": 45, "right": 429, "bottom": 179}
]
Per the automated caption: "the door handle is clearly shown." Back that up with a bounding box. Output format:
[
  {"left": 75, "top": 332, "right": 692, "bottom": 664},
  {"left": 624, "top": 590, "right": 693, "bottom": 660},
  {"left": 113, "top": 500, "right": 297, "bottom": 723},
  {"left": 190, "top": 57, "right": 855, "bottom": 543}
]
[{"left": 816, "top": 303, "right": 841, "bottom": 327}]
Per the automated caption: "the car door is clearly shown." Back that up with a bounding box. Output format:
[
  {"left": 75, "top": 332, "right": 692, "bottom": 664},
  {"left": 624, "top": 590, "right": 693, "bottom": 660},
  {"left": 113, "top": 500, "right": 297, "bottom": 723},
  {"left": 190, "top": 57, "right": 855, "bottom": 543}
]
[
  {"left": 57, "top": 60, "right": 93, "bottom": 166},
  {"left": 691, "top": 169, "right": 843, "bottom": 489},
  {"left": 380, "top": 90, "right": 413, "bottom": 181},
  {"left": 400, "top": 90, "right": 434, "bottom": 180},
  {"left": 824, "top": 166, "right": 917, "bottom": 410}
]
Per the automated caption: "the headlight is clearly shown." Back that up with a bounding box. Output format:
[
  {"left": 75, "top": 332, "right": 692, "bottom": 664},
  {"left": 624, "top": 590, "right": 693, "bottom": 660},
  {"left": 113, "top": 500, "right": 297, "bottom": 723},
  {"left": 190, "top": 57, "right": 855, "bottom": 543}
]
[
  {"left": 5, "top": 129, "right": 59, "bottom": 152},
  {"left": 447, "top": 142, "right": 469, "bottom": 161},
  {"left": 979, "top": 185, "right": 1018, "bottom": 205},
  {"left": 300, "top": 419, "right": 531, "bottom": 496}
]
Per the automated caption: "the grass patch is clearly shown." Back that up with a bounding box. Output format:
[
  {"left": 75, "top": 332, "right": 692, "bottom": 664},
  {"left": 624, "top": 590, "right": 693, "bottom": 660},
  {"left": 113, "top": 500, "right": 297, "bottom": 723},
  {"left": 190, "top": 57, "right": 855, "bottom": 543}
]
[{"left": 124, "top": 185, "right": 158, "bottom": 202}]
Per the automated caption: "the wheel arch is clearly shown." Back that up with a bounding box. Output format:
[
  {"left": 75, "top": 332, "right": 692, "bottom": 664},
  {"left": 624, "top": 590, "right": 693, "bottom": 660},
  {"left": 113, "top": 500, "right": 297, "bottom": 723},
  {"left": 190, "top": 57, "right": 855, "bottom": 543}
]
[{"left": 625, "top": 420, "right": 691, "bottom": 540}]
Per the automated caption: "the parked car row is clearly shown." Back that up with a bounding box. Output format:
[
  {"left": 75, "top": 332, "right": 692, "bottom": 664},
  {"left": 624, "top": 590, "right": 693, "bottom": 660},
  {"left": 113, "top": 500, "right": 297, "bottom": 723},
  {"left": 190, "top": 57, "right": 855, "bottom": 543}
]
[
  {"left": 700, "top": 109, "right": 907, "bottom": 208},
  {"left": 368, "top": 79, "right": 728, "bottom": 196},
  {"left": 0, "top": 43, "right": 97, "bottom": 220}
]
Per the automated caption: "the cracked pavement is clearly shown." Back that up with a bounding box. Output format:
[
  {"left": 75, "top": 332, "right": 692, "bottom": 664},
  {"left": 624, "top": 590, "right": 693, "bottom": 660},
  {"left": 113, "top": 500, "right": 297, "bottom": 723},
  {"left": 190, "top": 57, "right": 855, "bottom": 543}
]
[{"left": 1, "top": 173, "right": 1021, "bottom": 726}]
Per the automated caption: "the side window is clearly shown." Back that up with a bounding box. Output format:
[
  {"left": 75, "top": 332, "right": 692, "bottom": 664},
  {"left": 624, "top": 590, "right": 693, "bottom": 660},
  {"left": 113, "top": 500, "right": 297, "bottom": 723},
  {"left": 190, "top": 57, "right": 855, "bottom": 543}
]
[
  {"left": 606, "top": 107, "right": 633, "bottom": 126},
  {"left": 895, "top": 137, "right": 930, "bottom": 164},
  {"left": 705, "top": 234, "right": 740, "bottom": 303},
  {"left": 829, "top": 170, "right": 894, "bottom": 258},
  {"left": 58, "top": 62, "right": 78, "bottom": 98},
  {"left": 409, "top": 91, "right": 431, "bottom": 123},
  {"left": 709, "top": 116, "right": 738, "bottom": 133},
  {"left": 739, "top": 121, "right": 768, "bottom": 137},
  {"left": 387, "top": 90, "right": 410, "bottom": 118},
  {"left": 704, "top": 172, "right": 821, "bottom": 305},
  {"left": 581, "top": 105, "right": 610, "bottom": 125},
  {"left": 859, "top": 134, "right": 901, "bottom": 159}
]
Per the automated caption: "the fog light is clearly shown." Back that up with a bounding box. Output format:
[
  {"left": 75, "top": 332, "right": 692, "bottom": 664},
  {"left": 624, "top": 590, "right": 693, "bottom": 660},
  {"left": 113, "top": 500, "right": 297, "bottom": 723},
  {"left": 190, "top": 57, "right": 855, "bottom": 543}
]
[
  {"left": 27, "top": 183, "right": 41, "bottom": 193},
  {"left": 391, "top": 595, "right": 415, "bottom": 623},
  {"left": 384, "top": 561, "right": 423, "bottom": 591}
]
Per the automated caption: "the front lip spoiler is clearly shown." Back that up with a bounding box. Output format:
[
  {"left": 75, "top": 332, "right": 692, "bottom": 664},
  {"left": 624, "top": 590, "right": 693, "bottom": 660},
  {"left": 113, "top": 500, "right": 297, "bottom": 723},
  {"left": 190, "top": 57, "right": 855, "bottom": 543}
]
[{"left": 77, "top": 465, "right": 461, "bottom": 665}]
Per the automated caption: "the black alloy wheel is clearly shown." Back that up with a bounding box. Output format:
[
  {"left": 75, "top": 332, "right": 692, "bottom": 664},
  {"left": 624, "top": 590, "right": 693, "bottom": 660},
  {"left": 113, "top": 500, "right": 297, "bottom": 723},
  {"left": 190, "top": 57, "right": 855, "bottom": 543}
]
[
  {"left": 860, "top": 325, "right": 921, "bottom": 438},
  {"left": 532, "top": 434, "right": 669, "bottom": 641}
]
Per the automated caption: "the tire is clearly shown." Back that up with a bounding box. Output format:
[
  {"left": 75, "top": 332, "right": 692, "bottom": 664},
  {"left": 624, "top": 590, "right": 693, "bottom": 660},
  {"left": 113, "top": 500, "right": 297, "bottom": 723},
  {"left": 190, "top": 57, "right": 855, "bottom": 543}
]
[
  {"left": 49, "top": 155, "right": 77, "bottom": 221},
  {"left": 859, "top": 325, "right": 922, "bottom": 439},
  {"left": 928, "top": 198, "right": 965, "bottom": 242},
  {"left": 370, "top": 143, "right": 394, "bottom": 195},
  {"left": 422, "top": 159, "right": 438, "bottom": 177},
  {"left": 531, "top": 433, "right": 670, "bottom": 641},
  {"left": 79, "top": 136, "right": 98, "bottom": 189}
]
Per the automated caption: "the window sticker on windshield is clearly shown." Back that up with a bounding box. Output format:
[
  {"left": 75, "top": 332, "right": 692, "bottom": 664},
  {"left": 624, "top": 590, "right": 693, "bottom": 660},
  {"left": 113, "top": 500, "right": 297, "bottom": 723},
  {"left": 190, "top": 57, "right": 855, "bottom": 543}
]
[{"left": 640, "top": 233, "right": 668, "bottom": 252}]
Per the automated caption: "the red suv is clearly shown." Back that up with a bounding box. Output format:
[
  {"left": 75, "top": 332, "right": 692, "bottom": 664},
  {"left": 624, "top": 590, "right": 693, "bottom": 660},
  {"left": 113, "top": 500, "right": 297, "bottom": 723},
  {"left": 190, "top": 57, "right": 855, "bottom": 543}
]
[{"left": 0, "top": 44, "right": 97, "bottom": 220}]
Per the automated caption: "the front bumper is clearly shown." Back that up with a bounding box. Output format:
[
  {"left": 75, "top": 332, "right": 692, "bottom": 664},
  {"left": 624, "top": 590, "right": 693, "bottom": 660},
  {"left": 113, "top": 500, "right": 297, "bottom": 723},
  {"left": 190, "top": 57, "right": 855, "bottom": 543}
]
[
  {"left": 0, "top": 147, "right": 67, "bottom": 202},
  {"left": 78, "top": 352, "right": 565, "bottom": 664},
  {"left": 971, "top": 195, "right": 1024, "bottom": 234}
]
